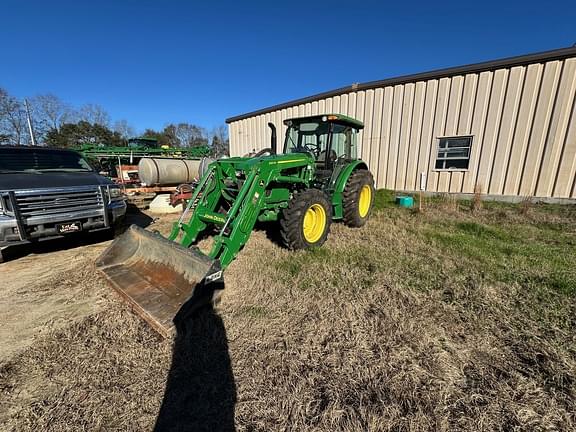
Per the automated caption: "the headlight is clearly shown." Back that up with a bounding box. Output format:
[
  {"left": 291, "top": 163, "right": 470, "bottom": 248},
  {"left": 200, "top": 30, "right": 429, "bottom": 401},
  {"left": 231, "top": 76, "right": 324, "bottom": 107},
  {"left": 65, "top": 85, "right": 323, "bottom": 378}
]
[
  {"left": 108, "top": 186, "right": 124, "bottom": 199},
  {"left": 0, "top": 195, "right": 4, "bottom": 213}
]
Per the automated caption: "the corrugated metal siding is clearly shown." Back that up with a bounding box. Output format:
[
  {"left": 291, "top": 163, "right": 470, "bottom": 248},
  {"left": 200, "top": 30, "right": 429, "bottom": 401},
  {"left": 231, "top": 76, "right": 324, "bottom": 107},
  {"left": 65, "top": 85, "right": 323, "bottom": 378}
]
[{"left": 229, "top": 56, "right": 576, "bottom": 199}]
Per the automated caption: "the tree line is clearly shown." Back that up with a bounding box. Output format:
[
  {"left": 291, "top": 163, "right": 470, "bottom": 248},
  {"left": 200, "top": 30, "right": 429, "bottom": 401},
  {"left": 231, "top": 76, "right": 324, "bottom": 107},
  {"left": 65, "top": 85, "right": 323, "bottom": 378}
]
[{"left": 0, "top": 87, "right": 229, "bottom": 155}]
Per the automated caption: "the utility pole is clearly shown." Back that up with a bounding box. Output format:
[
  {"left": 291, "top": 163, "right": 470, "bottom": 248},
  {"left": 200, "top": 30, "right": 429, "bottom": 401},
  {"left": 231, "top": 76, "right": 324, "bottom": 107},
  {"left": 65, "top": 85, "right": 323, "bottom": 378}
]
[{"left": 24, "top": 98, "right": 36, "bottom": 146}]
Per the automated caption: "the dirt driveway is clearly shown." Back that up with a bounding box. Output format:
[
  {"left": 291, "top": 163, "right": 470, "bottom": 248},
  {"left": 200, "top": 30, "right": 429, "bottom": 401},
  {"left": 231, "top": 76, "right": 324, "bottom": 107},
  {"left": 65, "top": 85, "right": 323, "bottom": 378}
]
[
  {"left": 0, "top": 211, "right": 167, "bottom": 363},
  {"left": 0, "top": 235, "right": 107, "bottom": 362}
]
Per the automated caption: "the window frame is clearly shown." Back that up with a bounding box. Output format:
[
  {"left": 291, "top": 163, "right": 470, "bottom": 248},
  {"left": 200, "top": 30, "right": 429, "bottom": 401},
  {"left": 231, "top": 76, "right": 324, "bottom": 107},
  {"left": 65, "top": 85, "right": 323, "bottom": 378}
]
[{"left": 433, "top": 135, "right": 473, "bottom": 172}]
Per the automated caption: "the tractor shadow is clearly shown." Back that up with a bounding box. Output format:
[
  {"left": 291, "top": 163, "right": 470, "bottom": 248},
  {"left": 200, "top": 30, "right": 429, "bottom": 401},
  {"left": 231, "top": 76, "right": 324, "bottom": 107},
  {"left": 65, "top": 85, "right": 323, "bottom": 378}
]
[
  {"left": 125, "top": 207, "right": 155, "bottom": 229},
  {"left": 257, "top": 221, "right": 284, "bottom": 246},
  {"left": 155, "top": 280, "right": 236, "bottom": 432}
]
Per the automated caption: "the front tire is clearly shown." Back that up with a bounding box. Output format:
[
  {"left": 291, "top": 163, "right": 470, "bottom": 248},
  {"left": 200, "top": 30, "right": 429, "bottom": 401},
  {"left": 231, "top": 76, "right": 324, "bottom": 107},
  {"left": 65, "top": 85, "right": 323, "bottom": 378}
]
[
  {"left": 280, "top": 189, "right": 332, "bottom": 250},
  {"left": 343, "top": 170, "right": 375, "bottom": 227}
]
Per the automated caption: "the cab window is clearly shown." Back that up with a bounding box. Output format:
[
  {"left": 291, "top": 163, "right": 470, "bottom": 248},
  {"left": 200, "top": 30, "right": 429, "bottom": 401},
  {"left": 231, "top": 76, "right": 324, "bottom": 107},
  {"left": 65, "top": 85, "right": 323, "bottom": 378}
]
[
  {"left": 331, "top": 124, "right": 357, "bottom": 160},
  {"left": 284, "top": 121, "right": 330, "bottom": 159}
]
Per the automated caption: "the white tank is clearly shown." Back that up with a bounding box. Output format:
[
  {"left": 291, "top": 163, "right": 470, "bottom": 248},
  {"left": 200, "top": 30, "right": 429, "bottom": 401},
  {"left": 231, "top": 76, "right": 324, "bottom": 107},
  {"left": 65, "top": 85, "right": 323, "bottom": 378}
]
[{"left": 138, "top": 158, "right": 203, "bottom": 186}]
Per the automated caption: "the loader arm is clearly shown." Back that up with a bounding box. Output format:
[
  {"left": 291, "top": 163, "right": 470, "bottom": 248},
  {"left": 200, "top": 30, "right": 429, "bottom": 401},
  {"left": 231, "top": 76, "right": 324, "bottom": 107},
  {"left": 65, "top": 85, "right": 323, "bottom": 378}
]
[{"left": 169, "top": 154, "right": 314, "bottom": 269}]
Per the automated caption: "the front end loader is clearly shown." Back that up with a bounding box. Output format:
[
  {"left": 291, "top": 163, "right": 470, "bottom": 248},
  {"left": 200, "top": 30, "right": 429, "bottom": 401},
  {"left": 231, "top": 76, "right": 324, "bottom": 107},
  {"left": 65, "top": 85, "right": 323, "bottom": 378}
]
[{"left": 96, "top": 114, "right": 375, "bottom": 336}]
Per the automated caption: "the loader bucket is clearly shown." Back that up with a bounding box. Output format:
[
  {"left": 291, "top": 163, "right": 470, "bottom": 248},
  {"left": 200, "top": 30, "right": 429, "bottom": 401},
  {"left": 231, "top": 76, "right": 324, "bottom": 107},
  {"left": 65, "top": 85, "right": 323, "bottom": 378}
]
[{"left": 95, "top": 225, "right": 222, "bottom": 338}]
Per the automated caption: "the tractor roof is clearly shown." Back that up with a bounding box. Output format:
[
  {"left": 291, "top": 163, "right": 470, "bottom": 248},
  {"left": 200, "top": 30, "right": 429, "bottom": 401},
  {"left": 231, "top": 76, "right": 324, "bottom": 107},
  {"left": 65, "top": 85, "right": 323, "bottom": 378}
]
[{"left": 284, "top": 114, "right": 364, "bottom": 130}]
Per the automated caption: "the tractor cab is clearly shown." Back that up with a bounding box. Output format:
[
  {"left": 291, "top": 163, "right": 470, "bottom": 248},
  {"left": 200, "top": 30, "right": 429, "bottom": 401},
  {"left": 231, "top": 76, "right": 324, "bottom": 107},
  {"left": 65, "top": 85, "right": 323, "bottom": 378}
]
[{"left": 282, "top": 114, "right": 364, "bottom": 186}]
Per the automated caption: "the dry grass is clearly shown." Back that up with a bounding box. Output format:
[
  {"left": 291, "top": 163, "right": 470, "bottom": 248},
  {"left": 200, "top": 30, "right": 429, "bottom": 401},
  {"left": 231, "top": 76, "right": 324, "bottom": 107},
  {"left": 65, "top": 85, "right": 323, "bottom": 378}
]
[
  {"left": 437, "top": 193, "right": 460, "bottom": 213},
  {"left": 471, "top": 184, "right": 483, "bottom": 214},
  {"left": 1, "top": 193, "right": 575, "bottom": 431},
  {"left": 520, "top": 195, "right": 534, "bottom": 216}
]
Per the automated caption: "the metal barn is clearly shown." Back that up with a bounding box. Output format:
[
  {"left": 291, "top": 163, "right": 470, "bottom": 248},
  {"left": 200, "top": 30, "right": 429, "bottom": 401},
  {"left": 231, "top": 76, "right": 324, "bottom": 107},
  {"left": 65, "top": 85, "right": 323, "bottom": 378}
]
[{"left": 226, "top": 46, "right": 576, "bottom": 201}]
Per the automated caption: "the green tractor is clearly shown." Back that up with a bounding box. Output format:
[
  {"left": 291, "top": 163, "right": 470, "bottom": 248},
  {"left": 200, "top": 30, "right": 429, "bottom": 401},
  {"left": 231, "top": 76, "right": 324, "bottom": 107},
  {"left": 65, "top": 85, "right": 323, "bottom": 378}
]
[{"left": 96, "top": 114, "right": 375, "bottom": 336}]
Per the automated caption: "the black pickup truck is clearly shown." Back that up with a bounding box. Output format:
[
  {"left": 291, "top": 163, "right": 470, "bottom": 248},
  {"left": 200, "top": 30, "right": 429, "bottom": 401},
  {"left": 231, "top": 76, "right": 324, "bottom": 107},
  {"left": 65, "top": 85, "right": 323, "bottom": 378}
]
[{"left": 0, "top": 146, "right": 127, "bottom": 262}]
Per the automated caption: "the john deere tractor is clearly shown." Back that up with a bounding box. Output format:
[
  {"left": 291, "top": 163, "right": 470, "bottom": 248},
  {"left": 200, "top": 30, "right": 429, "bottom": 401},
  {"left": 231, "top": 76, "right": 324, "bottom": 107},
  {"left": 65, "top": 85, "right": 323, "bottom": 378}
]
[{"left": 96, "top": 114, "right": 375, "bottom": 336}]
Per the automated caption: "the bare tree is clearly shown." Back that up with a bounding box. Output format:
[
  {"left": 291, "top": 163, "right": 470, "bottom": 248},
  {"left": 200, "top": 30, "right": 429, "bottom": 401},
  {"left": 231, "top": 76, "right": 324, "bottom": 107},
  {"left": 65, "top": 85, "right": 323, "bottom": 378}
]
[
  {"left": 0, "top": 88, "right": 10, "bottom": 140},
  {"left": 0, "top": 88, "right": 28, "bottom": 145},
  {"left": 211, "top": 124, "right": 229, "bottom": 156},
  {"left": 165, "top": 123, "right": 207, "bottom": 147},
  {"left": 175, "top": 123, "right": 195, "bottom": 147},
  {"left": 78, "top": 103, "right": 110, "bottom": 127},
  {"left": 161, "top": 124, "right": 179, "bottom": 147},
  {"left": 113, "top": 119, "right": 135, "bottom": 139},
  {"left": 30, "top": 93, "right": 72, "bottom": 133},
  {"left": 211, "top": 124, "right": 228, "bottom": 143}
]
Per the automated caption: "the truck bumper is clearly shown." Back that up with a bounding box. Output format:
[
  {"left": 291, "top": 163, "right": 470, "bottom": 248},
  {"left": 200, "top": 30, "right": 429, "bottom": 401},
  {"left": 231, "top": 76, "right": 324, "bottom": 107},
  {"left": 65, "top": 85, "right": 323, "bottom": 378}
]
[{"left": 0, "top": 199, "right": 127, "bottom": 248}]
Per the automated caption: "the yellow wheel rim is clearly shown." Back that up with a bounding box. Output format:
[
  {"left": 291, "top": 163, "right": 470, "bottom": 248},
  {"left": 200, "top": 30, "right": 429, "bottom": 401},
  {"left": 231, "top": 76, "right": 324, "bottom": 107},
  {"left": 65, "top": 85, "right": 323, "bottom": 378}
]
[
  {"left": 303, "top": 204, "right": 326, "bottom": 243},
  {"left": 358, "top": 185, "right": 372, "bottom": 218}
]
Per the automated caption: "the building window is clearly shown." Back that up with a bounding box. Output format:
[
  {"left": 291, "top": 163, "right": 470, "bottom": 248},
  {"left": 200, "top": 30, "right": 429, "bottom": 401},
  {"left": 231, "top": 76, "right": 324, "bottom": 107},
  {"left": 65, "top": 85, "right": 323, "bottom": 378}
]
[{"left": 435, "top": 136, "right": 472, "bottom": 170}]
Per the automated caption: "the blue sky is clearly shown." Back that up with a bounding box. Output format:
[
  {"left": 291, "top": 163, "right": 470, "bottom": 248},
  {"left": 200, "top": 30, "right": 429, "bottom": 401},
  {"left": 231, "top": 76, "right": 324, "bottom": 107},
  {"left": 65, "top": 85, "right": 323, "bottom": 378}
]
[{"left": 1, "top": 0, "right": 574, "bottom": 133}]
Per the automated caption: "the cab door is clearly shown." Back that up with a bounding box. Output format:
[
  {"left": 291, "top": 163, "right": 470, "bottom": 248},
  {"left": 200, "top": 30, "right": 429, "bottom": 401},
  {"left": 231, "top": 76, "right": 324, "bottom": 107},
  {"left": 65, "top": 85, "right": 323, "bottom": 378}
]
[{"left": 327, "top": 124, "right": 358, "bottom": 190}]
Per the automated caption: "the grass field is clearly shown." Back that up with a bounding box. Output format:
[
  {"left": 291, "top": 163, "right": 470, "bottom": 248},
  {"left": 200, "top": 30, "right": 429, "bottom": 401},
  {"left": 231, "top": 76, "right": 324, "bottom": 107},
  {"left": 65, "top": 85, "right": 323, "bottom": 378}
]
[{"left": 1, "top": 192, "right": 575, "bottom": 431}]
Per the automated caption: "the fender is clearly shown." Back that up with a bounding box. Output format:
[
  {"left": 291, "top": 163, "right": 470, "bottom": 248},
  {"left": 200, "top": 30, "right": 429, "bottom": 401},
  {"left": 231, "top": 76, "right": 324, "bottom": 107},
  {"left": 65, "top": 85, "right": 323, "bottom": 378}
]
[{"left": 331, "top": 160, "right": 369, "bottom": 219}]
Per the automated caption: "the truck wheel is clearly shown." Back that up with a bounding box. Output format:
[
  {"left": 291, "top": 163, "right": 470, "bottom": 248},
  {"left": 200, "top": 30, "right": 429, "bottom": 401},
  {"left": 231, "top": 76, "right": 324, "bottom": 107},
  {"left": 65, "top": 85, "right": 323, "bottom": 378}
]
[
  {"left": 343, "top": 169, "right": 375, "bottom": 227},
  {"left": 0, "top": 247, "right": 5, "bottom": 264},
  {"left": 280, "top": 189, "right": 332, "bottom": 250}
]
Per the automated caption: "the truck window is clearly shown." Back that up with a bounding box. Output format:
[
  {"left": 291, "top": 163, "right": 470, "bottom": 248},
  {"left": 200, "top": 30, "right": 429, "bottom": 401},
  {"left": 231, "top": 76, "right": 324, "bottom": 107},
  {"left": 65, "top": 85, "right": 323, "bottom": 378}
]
[{"left": 0, "top": 149, "right": 94, "bottom": 173}]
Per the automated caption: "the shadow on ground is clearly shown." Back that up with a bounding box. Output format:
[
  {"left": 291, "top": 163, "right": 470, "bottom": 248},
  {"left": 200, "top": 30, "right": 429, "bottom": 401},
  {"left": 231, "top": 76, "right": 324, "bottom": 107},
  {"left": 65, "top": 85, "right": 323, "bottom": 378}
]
[
  {"left": 0, "top": 207, "right": 153, "bottom": 263},
  {"left": 155, "top": 281, "right": 236, "bottom": 432},
  {"left": 257, "top": 220, "right": 284, "bottom": 246},
  {"left": 124, "top": 207, "right": 156, "bottom": 229}
]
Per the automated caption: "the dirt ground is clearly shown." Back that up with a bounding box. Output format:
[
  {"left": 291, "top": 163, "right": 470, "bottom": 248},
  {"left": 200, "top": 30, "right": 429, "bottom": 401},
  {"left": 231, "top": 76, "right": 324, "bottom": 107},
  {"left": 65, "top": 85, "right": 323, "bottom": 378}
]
[
  {"left": 0, "top": 211, "right": 166, "bottom": 363},
  {"left": 0, "top": 200, "right": 574, "bottom": 431}
]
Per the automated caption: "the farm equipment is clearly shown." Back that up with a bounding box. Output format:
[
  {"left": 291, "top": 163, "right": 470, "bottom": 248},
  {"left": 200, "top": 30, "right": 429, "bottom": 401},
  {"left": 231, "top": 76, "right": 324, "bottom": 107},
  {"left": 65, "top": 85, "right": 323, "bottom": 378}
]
[
  {"left": 96, "top": 115, "right": 375, "bottom": 336},
  {"left": 75, "top": 142, "right": 211, "bottom": 160}
]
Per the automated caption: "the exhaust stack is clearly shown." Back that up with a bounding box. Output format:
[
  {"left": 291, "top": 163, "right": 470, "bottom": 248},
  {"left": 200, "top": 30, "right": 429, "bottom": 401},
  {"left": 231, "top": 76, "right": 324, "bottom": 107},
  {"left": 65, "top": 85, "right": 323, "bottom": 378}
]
[{"left": 268, "top": 122, "right": 277, "bottom": 155}]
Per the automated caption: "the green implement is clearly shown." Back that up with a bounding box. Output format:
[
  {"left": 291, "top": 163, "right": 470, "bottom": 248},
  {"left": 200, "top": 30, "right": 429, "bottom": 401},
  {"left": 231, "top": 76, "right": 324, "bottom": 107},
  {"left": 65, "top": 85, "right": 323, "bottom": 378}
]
[
  {"left": 96, "top": 115, "right": 376, "bottom": 336},
  {"left": 74, "top": 143, "right": 211, "bottom": 159}
]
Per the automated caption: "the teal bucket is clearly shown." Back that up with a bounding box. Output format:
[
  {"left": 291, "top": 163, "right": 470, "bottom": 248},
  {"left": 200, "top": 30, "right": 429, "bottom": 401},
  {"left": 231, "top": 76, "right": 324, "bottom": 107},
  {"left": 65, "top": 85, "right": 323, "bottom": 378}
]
[{"left": 396, "top": 196, "right": 414, "bottom": 208}]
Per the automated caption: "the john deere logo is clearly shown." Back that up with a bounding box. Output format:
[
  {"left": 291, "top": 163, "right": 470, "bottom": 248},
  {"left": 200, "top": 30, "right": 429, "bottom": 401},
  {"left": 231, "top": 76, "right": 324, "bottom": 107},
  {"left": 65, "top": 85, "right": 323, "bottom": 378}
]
[{"left": 204, "top": 213, "right": 226, "bottom": 223}]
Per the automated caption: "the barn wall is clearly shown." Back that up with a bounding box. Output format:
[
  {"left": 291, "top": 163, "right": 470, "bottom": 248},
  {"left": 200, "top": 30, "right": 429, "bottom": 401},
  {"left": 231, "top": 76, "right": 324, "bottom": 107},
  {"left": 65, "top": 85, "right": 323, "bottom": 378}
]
[{"left": 229, "top": 55, "right": 576, "bottom": 199}]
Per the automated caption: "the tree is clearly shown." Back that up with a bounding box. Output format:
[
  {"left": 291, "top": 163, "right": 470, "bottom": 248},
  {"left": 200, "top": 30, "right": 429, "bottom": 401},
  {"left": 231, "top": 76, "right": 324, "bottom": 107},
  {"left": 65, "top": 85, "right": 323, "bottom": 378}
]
[
  {"left": 0, "top": 87, "right": 219, "bottom": 150},
  {"left": 0, "top": 88, "right": 28, "bottom": 146},
  {"left": 161, "top": 124, "right": 179, "bottom": 147},
  {"left": 113, "top": 119, "right": 135, "bottom": 139},
  {"left": 45, "top": 121, "right": 125, "bottom": 148},
  {"left": 211, "top": 125, "right": 229, "bottom": 156},
  {"left": 30, "top": 94, "right": 72, "bottom": 134},
  {"left": 189, "top": 125, "right": 209, "bottom": 148},
  {"left": 78, "top": 103, "right": 110, "bottom": 127},
  {"left": 162, "top": 123, "right": 208, "bottom": 148},
  {"left": 142, "top": 123, "right": 209, "bottom": 148},
  {"left": 142, "top": 128, "right": 172, "bottom": 147}
]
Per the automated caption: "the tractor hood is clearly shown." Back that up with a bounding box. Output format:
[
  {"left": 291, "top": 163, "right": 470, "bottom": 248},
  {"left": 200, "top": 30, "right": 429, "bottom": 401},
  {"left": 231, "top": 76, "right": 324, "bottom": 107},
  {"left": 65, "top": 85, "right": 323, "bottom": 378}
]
[{"left": 221, "top": 152, "right": 314, "bottom": 170}]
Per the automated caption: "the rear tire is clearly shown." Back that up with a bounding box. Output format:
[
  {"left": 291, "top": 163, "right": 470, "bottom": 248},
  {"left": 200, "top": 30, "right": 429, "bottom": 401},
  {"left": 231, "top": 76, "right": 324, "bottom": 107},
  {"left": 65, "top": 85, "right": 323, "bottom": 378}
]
[
  {"left": 343, "top": 169, "right": 375, "bottom": 227},
  {"left": 280, "top": 189, "right": 332, "bottom": 250}
]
